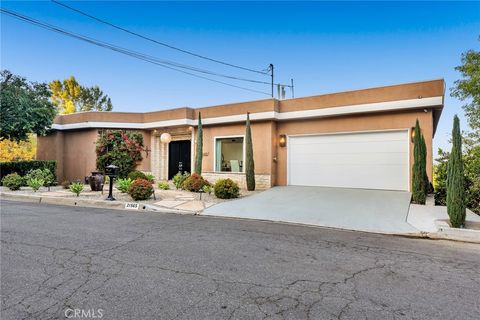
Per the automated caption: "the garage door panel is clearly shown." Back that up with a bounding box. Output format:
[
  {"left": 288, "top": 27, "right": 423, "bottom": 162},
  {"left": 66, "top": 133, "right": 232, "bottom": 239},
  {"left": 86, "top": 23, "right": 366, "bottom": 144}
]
[
  {"left": 290, "top": 151, "right": 408, "bottom": 163},
  {"left": 291, "top": 165, "right": 408, "bottom": 190},
  {"left": 288, "top": 131, "right": 409, "bottom": 191},
  {"left": 292, "top": 133, "right": 406, "bottom": 144},
  {"left": 289, "top": 153, "right": 408, "bottom": 166},
  {"left": 291, "top": 140, "right": 406, "bottom": 155}
]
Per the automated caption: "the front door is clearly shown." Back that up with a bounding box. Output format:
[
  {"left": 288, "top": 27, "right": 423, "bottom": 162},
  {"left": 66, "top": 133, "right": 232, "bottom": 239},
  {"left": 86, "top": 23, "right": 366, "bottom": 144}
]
[{"left": 168, "top": 140, "right": 191, "bottom": 179}]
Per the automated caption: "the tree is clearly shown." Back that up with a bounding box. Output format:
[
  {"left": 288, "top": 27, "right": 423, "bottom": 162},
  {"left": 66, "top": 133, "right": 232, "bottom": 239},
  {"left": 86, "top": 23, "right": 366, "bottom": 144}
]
[
  {"left": 0, "top": 70, "right": 56, "bottom": 142},
  {"left": 421, "top": 134, "right": 430, "bottom": 193},
  {"left": 194, "top": 112, "right": 203, "bottom": 175},
  {"left": 80, "top": 85, "right": 113, "bottom": 112},
  {"left": 412, "top": 119, "right": 426, "bottom": 204},
  {"left": 245, "top": 112, "right": 255, "bottom": 191},
  {"left": 49, "top": 76, "right": 113, "bottom": 114},
  {"left": 0, "top": 135, "right": 36, "bottom": 162},
  {"left": 49, "top": 76, "right": 82, "bottom": 114},
  {"left": 447, "top": 115, "right": 466, "bottom": 227},
  {"left": 434, "top": 39, "right": 480, "bottom": 215},
  {"left": 434, "top": 143, "right": 480, "bottom": 214},
  {"left": 450, "top": 44, "right": 480, "bottom": 137}
]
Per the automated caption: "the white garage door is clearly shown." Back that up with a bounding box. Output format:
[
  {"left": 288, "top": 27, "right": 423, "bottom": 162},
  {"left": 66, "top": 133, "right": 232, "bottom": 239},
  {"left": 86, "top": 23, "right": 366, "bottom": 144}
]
[{"left": 288, "top": 130, "right": 409, "bottom": 191}]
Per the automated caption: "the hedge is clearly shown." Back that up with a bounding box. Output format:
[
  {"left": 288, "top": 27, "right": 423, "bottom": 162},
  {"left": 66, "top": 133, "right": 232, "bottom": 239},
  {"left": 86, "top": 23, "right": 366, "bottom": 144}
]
[{"left": 0, "top": 160, "right": 57, "bottom": 181}]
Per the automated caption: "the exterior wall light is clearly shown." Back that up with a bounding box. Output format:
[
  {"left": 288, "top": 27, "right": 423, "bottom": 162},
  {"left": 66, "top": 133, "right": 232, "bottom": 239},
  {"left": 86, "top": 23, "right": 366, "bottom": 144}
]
[
  {"left": 411, "top": 127, "right": 416, "bottom": 142},
  {"left": 279, "top": 134, "right": 287, "bottom": 147},
  {"left": 160, "top": 132, "right": 172, "bottom": 144}
]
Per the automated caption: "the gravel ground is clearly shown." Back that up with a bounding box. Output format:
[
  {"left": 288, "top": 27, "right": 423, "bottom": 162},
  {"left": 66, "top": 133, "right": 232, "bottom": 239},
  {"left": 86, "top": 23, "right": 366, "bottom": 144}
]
[{"left": 0, "top": 183, "right": 259, "bottom": 204}]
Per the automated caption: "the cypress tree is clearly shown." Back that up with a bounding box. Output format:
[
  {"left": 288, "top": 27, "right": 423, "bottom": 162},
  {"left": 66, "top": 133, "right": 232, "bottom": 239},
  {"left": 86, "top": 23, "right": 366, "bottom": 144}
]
[
  {"left": 412, "top": 119, "right": 426, "bottom": 204},
  {"left": 447, "top": 115, "right": 466, "bottom": 228},
  {"left": 245, "top": 112, "right": 255, "bottom": 191},
  {"left": 421, "top": 134, "right": 429, "bottom": 194},
  {"left": 194, "top": 112, "right": 203, "bottom": 175}
]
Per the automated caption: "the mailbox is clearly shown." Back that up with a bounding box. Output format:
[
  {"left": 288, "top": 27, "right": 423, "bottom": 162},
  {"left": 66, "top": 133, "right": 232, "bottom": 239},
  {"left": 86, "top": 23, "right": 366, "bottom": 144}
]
[
  {"left": 105, "top": 164, "right": 119, "bottom": 177},
  {"left": 105, "top": 164, "right": 119, "bottom": 201}
]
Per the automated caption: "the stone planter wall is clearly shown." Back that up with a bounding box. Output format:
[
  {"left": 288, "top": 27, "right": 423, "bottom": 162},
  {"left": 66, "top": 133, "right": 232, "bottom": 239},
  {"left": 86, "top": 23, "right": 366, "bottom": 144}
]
[{"left": 202, "top": 172, "right": 271, "bottom": 190}]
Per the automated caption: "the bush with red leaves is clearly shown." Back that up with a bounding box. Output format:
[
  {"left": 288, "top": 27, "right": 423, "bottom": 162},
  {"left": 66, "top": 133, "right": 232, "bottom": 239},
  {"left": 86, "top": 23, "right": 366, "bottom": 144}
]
[
  {"left": 182, "top": 173, "right": 210, "bottom": 192},
  {"left": 128, "top": 178, "right": 154, "bottom": 201}
]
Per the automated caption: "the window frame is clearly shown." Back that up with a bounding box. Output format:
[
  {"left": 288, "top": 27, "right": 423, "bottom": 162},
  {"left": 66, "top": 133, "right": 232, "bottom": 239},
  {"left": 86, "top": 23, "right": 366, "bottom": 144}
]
[{"left": 213, "top": 135, "right": 246, "bottom": 173}]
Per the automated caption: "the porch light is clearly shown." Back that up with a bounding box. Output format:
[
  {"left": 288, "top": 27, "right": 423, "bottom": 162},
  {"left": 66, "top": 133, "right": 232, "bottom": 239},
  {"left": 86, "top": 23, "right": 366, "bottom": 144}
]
[
  {"left": 279, "top": 134, "right": 286, "bottom": 147},
  {"left": 160, "top": 132, "right": 172, "bottom": 144},
  {"left": 411, "top": 127, "right": 415, "bottom": 142}
]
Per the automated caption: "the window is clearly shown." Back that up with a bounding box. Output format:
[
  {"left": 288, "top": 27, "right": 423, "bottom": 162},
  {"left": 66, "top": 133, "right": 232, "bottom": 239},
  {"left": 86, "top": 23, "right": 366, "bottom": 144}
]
[{"left": 215, "top": 137, "right": 244, "bottom": 172}]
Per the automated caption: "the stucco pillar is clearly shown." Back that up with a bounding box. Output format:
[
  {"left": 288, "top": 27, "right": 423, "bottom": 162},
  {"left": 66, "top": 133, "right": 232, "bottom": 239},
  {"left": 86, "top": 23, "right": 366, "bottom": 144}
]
[
  {"left": 159, "top": 141, "right": 169, "bottom": 180},
  {"left": 150, "top": 134, "right": 159, "bottom": 180}
]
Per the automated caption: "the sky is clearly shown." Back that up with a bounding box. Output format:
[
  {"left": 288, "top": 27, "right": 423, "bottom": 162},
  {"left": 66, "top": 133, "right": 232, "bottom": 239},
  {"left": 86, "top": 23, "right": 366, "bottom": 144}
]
[{"left": 1, "top": 1, "right": 479, "bottom": 156}]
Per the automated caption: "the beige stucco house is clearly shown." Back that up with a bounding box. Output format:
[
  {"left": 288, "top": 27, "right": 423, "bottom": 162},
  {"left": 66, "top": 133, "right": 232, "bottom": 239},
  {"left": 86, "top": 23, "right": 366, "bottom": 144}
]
[{"left": 37, "top": 79, "right": 444, "bottom": 191}]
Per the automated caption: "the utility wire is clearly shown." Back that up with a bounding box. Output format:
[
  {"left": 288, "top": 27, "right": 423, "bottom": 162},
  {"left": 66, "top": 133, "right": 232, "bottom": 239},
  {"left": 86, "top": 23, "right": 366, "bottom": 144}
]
[
  {"left": 1, "top": 8, "right": 271, "bottom": 96},
  {"left": 51, "top": 0, "right": 270, "bottom": 75},
  {"left": 50, "top": 0, "right": 286, "bottom": 86}
]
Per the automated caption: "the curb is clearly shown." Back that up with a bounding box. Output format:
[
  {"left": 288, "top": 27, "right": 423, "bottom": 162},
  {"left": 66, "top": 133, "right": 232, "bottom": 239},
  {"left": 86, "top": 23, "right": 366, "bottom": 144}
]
[
  {"left": 2, "top": 192, "right": 478, "bottom": 243},
  {"left": 427, "top": 220, "right": 480, "bottom": 244},
  {"left": 0, "top": 192, "right": 194, "bottom": 215}
]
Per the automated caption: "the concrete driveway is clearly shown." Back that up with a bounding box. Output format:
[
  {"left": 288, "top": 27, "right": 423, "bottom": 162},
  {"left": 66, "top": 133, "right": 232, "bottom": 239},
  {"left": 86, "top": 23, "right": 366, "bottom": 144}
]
[{"left": 203, "top": 186, "right": 419, "bottom": 235}]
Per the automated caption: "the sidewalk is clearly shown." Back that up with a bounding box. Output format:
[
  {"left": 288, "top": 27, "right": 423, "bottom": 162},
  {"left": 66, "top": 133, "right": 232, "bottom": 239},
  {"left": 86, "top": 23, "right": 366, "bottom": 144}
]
[{"left": 407, "top": 204, "right": 480, "bottom": 243}]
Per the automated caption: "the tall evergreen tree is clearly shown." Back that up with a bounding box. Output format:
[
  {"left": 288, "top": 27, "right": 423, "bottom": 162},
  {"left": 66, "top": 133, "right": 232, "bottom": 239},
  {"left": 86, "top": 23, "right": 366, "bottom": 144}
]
[
  {"left": 412, "top": 119, "right": 426, "bottom": 204},
  {"left": 447, "top": 115, "right": 466, "bottom": 227},
  {"left": 421, "top": 134, "right": 429, "bottom": 193},
  {"left": 194, "top": 112, "right": 203, "bottom": 175},
  {"left": 245, "top": 112, "right": 255, "bottom": 191}
]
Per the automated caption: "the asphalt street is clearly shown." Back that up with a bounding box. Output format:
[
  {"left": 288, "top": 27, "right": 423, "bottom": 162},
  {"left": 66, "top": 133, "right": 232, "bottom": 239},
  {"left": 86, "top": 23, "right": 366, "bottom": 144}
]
[{"left": 1, "top": 200, "right": 479, "bottom": 319}]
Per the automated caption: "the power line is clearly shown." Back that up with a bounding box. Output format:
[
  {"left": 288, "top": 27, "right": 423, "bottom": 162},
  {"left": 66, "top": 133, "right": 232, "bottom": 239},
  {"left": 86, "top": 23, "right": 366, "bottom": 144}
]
[
  {"left": 50, "top": 0, "right": 286, "bottom": 87},
  {"left": 1, "top": 8, "right": 271, "bottom": 96},
  {"left": 51, "top": 0, "right": 270, "bottom": 75}
]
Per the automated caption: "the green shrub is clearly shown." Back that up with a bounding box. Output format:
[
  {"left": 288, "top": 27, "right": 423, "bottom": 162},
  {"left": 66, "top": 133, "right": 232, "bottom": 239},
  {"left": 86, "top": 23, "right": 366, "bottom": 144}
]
[
  {"left": 27, "top": 178, "right": 44, "bottom": 192},
  {"left": 61, "top": 180, "right": 71, "bottom": 189},
  {"left": 173, "top": 171, "right": 190, "bottom": 189},
  {"left": 128, "top": 178, "right": 154, "bottom": 201},
  {"left": 69, "top": 182, "right": 84, "bottom": 197},
  {"left": 434, "top": 187, "right": 447, "bottom": 206},
  {"left": 434, "top": 148, "right": 480, "bottom": 214},
  {"left": 2, "top": 173, "right": 23, "bottom": 190},
  {"left": 182, "top": 173, "right": 209, "bottom": 192},
  {"left": 214, "top": 178, "right": 240, "bottom": 199},
  {"left": 145, "top": 173, "right": 155, "bottom": 183},
  {"left": 158, "top": 181, "right": 170, "bottom": 190},
  {"left": 25, "top": 169, "right": 55, "bottom": 188},
  {"left": 466, "top": 177, "right": 480, "bottom": 214},
  {"left": 202, "top": 184, "right": 212, "bottom": 194},
  {"left": 116, "top": 178, "right": 133, "bottom": 193},
  {"left": 128, "top": 170, "right": 148, "bottom": 181},
  {"left": 97, "top": 150, "right": 134, "bottom": 179},
  {"left": 0, "top": 160, "right": 56, "bottom": 181}
]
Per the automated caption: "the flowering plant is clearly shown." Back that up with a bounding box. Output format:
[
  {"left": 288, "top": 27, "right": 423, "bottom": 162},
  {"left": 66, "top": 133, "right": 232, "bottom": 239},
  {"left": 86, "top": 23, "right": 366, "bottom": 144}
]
[{"left": 95, "top": 130, "right": 145, "bottom": 178}]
